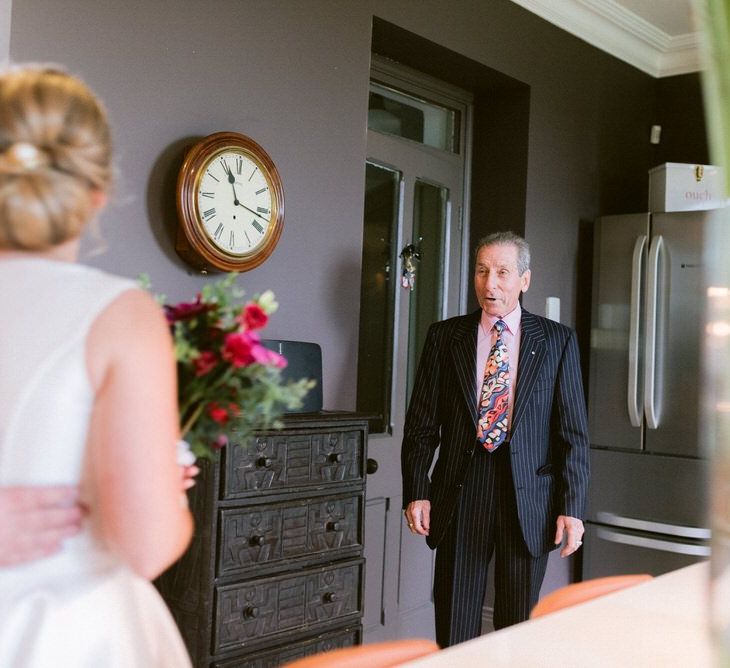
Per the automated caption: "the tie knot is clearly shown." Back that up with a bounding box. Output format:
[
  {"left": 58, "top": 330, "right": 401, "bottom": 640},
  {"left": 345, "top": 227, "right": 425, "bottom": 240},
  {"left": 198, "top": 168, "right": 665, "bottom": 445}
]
[{"left": 494, "top": 320, "right": 506, "bottom": 334}]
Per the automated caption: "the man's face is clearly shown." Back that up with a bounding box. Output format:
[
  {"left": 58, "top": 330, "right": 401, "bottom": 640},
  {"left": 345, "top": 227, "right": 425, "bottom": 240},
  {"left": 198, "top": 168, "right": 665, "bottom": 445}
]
[{"left": 474, "top": 243, "right": 531, "bottom": 318}]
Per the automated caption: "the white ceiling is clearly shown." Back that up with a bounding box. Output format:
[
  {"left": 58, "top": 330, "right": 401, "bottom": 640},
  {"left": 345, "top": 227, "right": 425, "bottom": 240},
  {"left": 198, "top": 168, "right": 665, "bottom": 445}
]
[{"left": 510, "top": 0, "right": 701, "bottom": 77}]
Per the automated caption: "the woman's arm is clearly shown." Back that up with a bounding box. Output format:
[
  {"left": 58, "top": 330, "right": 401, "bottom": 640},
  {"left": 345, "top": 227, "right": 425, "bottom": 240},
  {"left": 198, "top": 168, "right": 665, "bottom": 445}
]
[{"left": 85, "top": 289, "right": 193, "bottom": 580}]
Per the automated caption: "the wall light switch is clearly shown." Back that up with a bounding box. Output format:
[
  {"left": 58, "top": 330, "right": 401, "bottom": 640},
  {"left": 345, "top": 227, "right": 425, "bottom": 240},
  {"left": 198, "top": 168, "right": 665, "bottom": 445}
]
[{"left": 546, "top": 297, "right": 560, "bottom": 322}]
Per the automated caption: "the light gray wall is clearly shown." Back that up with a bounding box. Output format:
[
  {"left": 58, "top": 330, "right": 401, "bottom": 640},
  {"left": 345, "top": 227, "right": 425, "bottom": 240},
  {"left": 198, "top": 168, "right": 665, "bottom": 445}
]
[{"left": 7, "top": 0, "right": 678, "bottom": 411}]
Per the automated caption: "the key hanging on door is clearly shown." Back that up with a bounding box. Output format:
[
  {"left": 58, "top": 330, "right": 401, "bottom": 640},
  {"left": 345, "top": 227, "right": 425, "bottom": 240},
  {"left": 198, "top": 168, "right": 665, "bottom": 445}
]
[{"left": 399, "top": 244, "right": 421, "bottom": 290}]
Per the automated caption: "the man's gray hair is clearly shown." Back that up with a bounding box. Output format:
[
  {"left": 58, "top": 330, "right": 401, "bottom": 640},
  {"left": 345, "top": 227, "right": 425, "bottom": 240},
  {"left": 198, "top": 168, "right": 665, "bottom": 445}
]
[{"left": 474, "top": 231, "right": 531, "bottom": 276}]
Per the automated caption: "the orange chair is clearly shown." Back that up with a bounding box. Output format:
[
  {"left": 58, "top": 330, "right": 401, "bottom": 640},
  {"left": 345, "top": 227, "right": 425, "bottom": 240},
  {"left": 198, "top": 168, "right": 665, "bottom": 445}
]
[
  {"left": 280, "top": 638, "right": 440, "bottom": 668},
  {"left": 530, "top": 573, "right": 653, "bottom": 618}
]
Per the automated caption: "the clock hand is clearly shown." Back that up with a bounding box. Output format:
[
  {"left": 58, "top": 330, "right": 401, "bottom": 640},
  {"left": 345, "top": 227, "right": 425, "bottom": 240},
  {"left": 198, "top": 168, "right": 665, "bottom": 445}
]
[
  {"left": 224, "top": 164, "right": 241, "bottom": 205},
  {"left": 236, "top": 201, "right": 270, "bottom": 222}
]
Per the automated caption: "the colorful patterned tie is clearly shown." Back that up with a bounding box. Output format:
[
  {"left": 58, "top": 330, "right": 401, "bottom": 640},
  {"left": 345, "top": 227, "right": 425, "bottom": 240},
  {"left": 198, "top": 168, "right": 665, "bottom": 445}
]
[{"left": 477, "top": 319, "right": 510, "bottom": 451}]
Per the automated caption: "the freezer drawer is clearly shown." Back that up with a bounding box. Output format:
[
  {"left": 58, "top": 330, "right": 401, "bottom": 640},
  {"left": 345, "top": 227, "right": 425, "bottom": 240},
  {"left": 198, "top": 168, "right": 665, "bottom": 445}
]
[
  {"left": 583, "top": 522, "right": 709, "bottom": 579},
  {"left": 587, "top": 448, "right": 709, "bottom": 528}
]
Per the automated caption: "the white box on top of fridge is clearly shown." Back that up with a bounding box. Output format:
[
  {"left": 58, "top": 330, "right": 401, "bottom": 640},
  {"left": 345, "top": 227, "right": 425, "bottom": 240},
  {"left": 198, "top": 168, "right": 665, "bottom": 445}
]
[{"left": 649, "top": 162, "right": 727, "bottom": 212}]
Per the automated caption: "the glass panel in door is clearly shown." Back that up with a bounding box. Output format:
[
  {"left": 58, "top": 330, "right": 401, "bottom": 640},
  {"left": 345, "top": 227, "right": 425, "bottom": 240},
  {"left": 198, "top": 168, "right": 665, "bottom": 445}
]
[
  {"left": 406, "top": 180, "right": 449, "bottom": 404},
  {"left": 357, "top": 163, "right": 400, "bottom": 434}
]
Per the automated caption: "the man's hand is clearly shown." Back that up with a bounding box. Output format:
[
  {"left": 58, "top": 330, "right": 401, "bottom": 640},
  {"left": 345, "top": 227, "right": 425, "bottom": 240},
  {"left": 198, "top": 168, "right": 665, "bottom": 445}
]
[
  {"left": 404, "top": 500, "right": 431, "bottom": 536},
  {"left": 0, "top": 486, "right": 84, "bottom": 567},
  {"left": 554, "top": 515, "right": 584, "bottom": 557}
]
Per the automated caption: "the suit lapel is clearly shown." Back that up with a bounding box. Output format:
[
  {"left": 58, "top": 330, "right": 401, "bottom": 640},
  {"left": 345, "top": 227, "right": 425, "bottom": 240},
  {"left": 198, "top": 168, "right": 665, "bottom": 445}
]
[
  {"left": 512, "top": 310, "right": 546, "bottom": 435},
  {"left": 449, "top": 310, "right": 480, "bottom": 427}
]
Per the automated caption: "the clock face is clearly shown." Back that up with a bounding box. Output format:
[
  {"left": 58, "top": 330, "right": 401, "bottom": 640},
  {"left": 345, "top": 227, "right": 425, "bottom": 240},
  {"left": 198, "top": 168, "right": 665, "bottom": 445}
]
[{"left": 196, "top": 150, "right": 274, "bottom": 256}]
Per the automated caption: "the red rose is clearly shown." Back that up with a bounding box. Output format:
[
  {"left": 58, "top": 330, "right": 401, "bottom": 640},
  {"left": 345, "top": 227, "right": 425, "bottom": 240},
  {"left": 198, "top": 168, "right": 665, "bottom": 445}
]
[
  {"left": 242, "top": 302, "right": 269, "bottom": 330},
  {"left": 193, "top": 351, "right": 217, "bottom": 377},
  {"left": 206, "top": 402, "right": 229, "bottom": 424},
  {"left": 222, "top": 331, "right": 260, "bottom": 367}
]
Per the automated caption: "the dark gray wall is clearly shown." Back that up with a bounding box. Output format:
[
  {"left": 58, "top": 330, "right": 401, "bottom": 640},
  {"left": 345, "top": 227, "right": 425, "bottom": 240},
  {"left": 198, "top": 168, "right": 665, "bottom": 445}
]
[
  {"left": 652, "top": 73, "right": 709, "bottom": 168},
  {"left": 7, "top": 0, "right": 706, "bottom": 413},
  {"left": 9, "top": 1, "right": 373, "bottom": 410}
]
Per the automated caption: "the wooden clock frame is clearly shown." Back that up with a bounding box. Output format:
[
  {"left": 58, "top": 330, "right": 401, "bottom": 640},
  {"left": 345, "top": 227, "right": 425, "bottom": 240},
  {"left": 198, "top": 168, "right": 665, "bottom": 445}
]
[{"left": 176, "top": 131, "right": 285, "bottom": 272}]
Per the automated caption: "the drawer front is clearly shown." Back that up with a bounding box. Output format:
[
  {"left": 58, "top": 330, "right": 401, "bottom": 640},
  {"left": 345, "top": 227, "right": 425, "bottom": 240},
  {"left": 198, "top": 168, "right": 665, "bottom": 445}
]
[
  {"left": 218, "top": 493, "right": 363, "bottom": 577},
  {"left": 224, "top": 428, "right": 364, "bottom": 497},
  {"left": 212, "top": 626, "right": 361, "bottom": 667},
  {"left": 213, "top": 559, "right": 363, "bottom": 654}
]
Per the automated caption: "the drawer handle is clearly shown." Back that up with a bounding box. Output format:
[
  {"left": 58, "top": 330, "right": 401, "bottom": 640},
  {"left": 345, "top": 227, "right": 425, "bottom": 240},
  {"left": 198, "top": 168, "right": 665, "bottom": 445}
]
[
  {"left": 323, "top": 592, "right": 337, "bottom": 603},
  {"left": 328, "top": 453, "right": 343, "bottom": 463},
  {"left": 243, "top": 605, "right": 259, "bottom": 619},
  {"left": 326, "top": 521, "right": 342, "bottom": 532},
  {"left": 249, "top": 535, "right": 265, "bottom": 547},
  {"left": 256, "top": 456, "right": 272, "bottom": 468}
]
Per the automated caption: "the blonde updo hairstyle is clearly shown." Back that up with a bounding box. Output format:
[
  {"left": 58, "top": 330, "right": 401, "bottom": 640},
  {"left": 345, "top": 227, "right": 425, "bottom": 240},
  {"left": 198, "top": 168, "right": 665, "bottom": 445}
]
[{"left": 0, "top": 65, "right": 112, "bottom": 250}]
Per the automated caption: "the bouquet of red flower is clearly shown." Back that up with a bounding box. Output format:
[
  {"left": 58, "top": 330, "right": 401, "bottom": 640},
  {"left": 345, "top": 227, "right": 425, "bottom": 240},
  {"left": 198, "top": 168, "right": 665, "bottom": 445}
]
[{"left": 151, "top": 274, "right": 313, "bottom": 459}]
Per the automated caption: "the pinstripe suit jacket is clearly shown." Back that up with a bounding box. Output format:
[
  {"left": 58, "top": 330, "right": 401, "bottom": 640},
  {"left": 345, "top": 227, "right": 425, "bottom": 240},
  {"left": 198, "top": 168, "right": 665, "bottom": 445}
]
[{"left": 401, "top": 308, "right": 590, "bottom": 557}]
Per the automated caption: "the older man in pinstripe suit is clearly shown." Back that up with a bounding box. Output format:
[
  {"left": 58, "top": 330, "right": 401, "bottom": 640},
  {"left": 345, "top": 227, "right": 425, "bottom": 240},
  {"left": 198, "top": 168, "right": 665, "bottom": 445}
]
[{"left": 401, "top": 231, "right": 590, "bottom": 647}]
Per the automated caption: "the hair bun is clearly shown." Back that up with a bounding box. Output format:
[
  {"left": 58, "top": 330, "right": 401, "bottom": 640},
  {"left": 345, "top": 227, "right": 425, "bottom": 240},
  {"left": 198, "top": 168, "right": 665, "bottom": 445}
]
[
  {"left": 0, "top": 141, "right": 50, "bottom": 174},
  {"left": 0, "top": 66, "right": 112, "bottom": 251}
]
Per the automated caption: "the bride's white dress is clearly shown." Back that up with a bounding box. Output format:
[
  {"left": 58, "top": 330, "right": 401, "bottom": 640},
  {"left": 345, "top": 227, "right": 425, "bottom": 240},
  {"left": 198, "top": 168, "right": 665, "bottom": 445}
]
[{"left": 0, "top": 258, "right": 192, "bottom": 667}]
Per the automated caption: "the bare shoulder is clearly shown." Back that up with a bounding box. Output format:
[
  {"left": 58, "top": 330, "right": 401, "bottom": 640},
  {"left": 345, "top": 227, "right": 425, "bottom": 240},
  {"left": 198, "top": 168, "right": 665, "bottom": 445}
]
[
  {"left": 105, "top": 285, "right": 163, "bottom": 315},
  {"left": 86, "top": 288, "right": 173, "bottom": 389},
  {"left": 92, "top": 288, "right": 170, "bottom": 343}
]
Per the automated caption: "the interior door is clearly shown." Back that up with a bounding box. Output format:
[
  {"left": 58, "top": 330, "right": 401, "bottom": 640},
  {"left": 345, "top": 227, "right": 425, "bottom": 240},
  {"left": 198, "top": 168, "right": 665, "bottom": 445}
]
[{"left": 360, "top": 127, "right": 466, "bottom": 642}]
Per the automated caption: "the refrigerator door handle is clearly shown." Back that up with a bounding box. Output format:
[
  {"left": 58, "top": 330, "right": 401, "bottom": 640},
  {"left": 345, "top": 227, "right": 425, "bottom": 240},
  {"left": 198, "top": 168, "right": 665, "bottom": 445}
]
[
  {"left": 644, "top": 234, "right": 663, "bottom": 429},
  {"left": 596, "top": 526, "right": 710, "bottom": 557},
  {"left": 627, "top": 235, "right": 647, "bottom": 427}
]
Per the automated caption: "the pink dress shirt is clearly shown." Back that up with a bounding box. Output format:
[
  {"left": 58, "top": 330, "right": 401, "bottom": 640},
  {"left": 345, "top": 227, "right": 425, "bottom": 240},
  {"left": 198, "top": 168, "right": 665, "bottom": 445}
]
[{"left": 475, "top": 304, "right": 522, "bottom": 435}]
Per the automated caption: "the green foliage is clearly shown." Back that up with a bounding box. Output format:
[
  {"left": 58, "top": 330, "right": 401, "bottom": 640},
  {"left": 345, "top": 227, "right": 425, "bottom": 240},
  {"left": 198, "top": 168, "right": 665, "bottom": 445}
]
[{"left": 148, "top": 273, "right": 314, "bottom": 459}]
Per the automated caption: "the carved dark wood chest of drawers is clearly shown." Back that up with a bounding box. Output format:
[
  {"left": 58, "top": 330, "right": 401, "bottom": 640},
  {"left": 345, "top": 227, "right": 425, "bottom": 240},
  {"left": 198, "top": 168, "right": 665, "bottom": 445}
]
[{"left": 157, "top": 412, "right": 368, "bottom": 667}]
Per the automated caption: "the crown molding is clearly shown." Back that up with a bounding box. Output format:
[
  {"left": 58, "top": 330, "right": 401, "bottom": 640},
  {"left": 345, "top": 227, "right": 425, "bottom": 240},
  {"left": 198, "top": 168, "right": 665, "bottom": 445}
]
[{"left": 510, "top": 0, "right": 701, "bottom": 77}]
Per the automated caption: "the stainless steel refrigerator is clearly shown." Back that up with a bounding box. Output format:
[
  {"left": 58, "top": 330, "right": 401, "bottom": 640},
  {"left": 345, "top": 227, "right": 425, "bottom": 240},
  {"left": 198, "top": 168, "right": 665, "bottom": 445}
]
[{"left": 584, "top": 211, "right": 717, "bottom": 578}]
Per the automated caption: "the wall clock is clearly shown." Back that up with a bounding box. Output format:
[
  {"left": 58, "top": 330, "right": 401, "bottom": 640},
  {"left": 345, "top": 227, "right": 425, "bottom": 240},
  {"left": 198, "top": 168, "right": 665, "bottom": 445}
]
[{"left": 176, "top": 131, "right": 284, "bottom": 272}]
